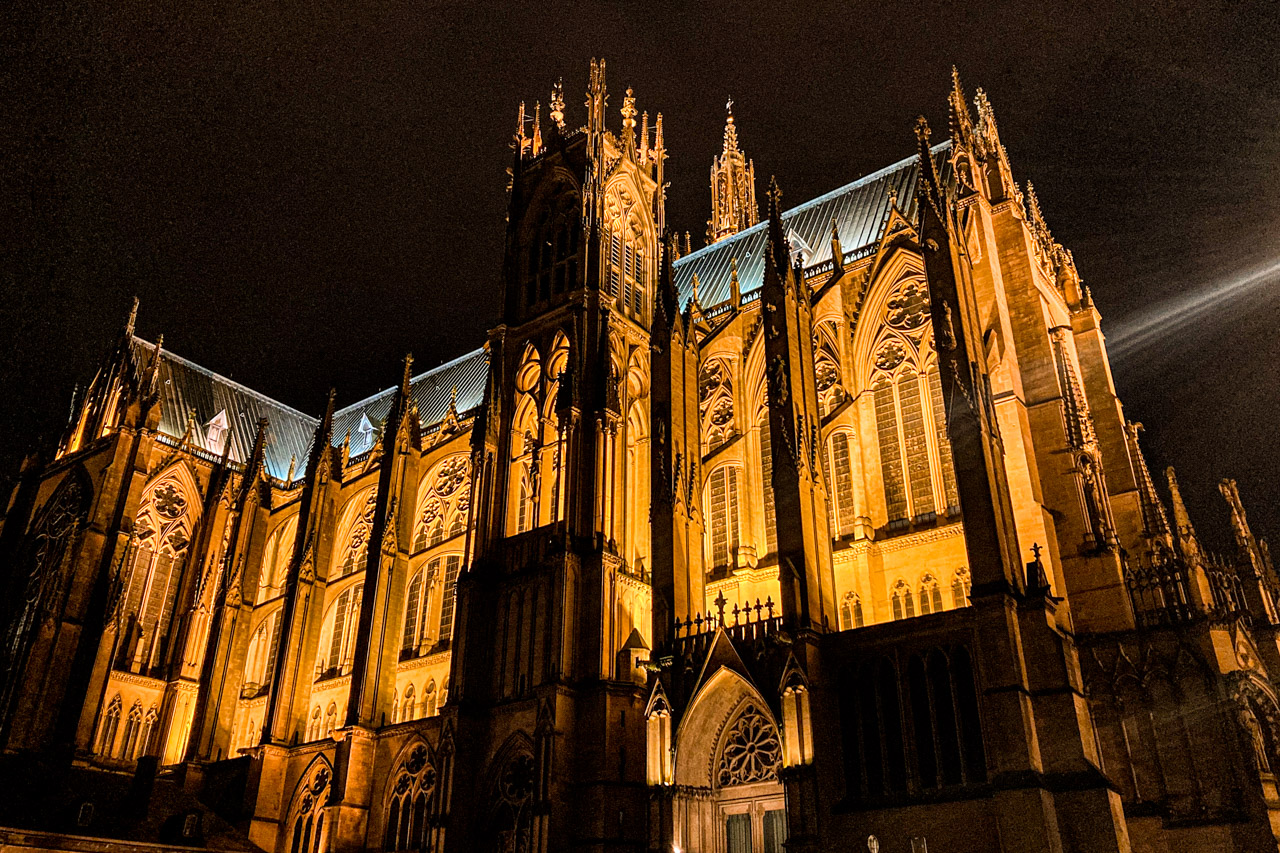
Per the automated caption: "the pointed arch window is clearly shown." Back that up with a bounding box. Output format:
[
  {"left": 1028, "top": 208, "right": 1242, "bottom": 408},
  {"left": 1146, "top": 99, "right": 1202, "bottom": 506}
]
[
  {"left": 318, "top": 583, "right": 363, "bottom": 680},
  {"left": 121, "top": 702, "right": 144, "bottom": 760},
  {"left": 952, "top": 568, "right": 971, "bottom": 608},
  {"left": 401, "top": 685, "right": 416, "bottom": 722},
  {"left": 436, "top": 554, "right": 463, "bottom": 645},
  {"left": 604, "top": 198, "right": 649, "bottom": 321},
  {"left": 97, "top": 695, "right": 122, "bottom": 756},
  {"left": 840, "top": 593, "right": 864, "bottom": 630},
  {"left": 258, "top": 517, "right": 299, "bottom": 603},
  {"left": 243, "top": 609, "right": 283, "bottom": 697},
  {"left": 141, "top": 708, "right": 159, "bottom": 757},
  {"left": 401, "top": 569, "right": 432, "bottom": 659},
  {"left": 823, "top": 431, "right": 858, "bottom": 539},
  {"left": 891, "top": 581, "right": 915, "bottom": 621},
  {"left": 424, "top": 680, "right": 438, "bottom": 717},
  {"left": 918, "top": 575, "right": 944, "bottom": 615},
  {"left": 335, "top": 490, "right": 377, "bottom": 579},
  {"left": 324, "top": 703, "right": 338, "bottom": 736},
  {"left": 759, "top": 412, "right": 777, "bottom": 556},
  {"left": 118, "top": 475, "right": 196, "bottom": 675},
  {"left": 308, "top": 707, "right": 322, "bottom": 741},
  {"left": 413, "top": 456, "right": 471, "bottom": 552},
  {"left": 706, "top": 465, "right": 741, "bottom": 574},
  {"left": 525, "top": 199, "right": 580, "bottom": 308}
]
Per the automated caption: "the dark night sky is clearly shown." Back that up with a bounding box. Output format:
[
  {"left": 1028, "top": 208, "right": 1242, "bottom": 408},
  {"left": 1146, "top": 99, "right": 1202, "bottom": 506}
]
[{"left": 2, "top": 0, "right": 1278, "bottom": 551}]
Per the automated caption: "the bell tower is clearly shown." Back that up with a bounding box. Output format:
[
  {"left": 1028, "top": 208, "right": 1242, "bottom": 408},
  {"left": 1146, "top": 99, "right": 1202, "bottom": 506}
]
[
  {"left": 706, "top": 99, "right": 758, "bottom": 244},
  {"left": 446, "top": 60, "right": 666, "bottom": 851}
]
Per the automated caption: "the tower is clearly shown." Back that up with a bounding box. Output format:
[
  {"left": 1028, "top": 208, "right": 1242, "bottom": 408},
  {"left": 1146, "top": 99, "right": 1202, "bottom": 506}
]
[
  {"left": 447, "top": 59, "right": 666, "bottom": 851},
  {"left": 707, "top": 100, "right": 758, "bottom": 244}
]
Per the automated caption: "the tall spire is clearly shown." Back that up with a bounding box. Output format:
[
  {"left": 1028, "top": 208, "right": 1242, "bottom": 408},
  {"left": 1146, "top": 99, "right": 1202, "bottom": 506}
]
[
  {"left": 125, "top": 296, "right": 139, "bottom": 338},
  {"left": 948, "top": 66, "right": 975, "bottom": 148},
  {"left": 706, "top": 98, "right": 759, "bottom": 244},
  {"left": 1124, "top": 422, "right": 1170, "bottom": 542},
  {"left": 531, "top": 102, "right": 542, "bottom": 156},
  {"left": 1166, "top": 467, "right": 1202, "bottom": 561}
]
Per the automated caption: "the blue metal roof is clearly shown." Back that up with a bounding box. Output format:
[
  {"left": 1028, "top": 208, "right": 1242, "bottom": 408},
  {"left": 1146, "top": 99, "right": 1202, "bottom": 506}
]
[
  {"left": 673, "top": 143, "right": 952, "bottom": 310},
  {"left": 133, "top": 338, "right": 318, "bottom": 481},
  {"left": 332, "top": 348, "right": 489, "bottom": 458},
  {"left": 133, "top": 340, "right": 489, "bottom": 479}
]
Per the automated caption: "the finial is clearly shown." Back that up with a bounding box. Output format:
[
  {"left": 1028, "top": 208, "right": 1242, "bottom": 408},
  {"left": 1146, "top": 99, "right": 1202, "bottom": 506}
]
[
  {"left": 451, "top": 385, "right": 458, "bottom": 407},
  {"left": 286, "top": 454, "right": 297, "bottom": 482},
  {"left": 549, "top": 78, "right": 565, "bottom": 129},
  {"left": 914, "top": 115, "right": 931, "bottom": 144},
  {"left": 621, "top": 86, "right": 637, "bottom": 154},
  {"left": 125, "top": 297, "right": 139, "bottom": 337},
  {"left": 830, "top": 217, "right": 844, "bottom": 267},
  {"left": 888, "top": 185, "right": 899, "bottom": 208},
  {"left": 766, "top": 175, "right": 782, "bottom": 217},
  {"left": 654, "top": 112, "right": 665, "bottom": 152},
  {"left": 730, "top": 257, "right": 740, "bottom": 304},
  {"left": 532, "top": 102, "right": 542, "bottom": 155},
  {"left": 516, "top": 101, "right": 528, "bottom": 153},
  {"left": 691, "top": 272, "right": 701, "bottom": 305},
  {"left": 639, "top": 111, "right": 649, "bottom": 165},
  {"left": 401, "top": 353, "right": 414, "bottom": 394}
]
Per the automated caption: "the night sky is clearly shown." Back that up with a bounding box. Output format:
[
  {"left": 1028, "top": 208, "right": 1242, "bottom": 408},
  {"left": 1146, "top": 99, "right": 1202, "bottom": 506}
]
[{"left": 2, "top": 0, "right": 1278, "bottom": 551}]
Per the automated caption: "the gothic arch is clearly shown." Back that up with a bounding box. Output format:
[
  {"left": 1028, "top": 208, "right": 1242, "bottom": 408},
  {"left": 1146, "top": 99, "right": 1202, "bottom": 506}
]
[
  {"left": 850, "top": 249, "right": 928, "bottom": 388},
  {"left": 483, "top": 732, "right": 537, "bottom": 853},
  {"left": 331, "top": 486, "right": 377, "bottom": 580},
  {"left": 674, "top": 667, "right": 778, "bottom": 788},
  {"left": 413, "top": 453, "right": 471, "bottom": 552},
  {"left": 284, "top": 754, "right": 332, "bottom": 853}
]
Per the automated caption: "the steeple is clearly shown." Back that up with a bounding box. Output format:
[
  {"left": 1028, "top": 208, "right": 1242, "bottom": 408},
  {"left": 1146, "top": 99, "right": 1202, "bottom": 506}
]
[{"left": 707, "top": 99, "right": 759, "bottom": 244}]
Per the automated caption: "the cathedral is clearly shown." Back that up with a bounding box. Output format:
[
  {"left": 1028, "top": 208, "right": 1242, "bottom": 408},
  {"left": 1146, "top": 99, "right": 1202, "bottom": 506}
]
[{"left": 3, "top": 61, "right": 1280, "bottom": 853}]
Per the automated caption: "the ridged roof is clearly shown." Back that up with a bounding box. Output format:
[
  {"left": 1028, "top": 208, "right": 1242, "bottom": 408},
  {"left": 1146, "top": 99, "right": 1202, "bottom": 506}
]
[
  {"left": 132, "top": 338, "right": 317, "bottom": 481},
  {"left": 134, "top": 339, "right": 489, "bottom": 479},
  {"left": 333, "top": 348, "right": 489, "bottom": 458},
  {"left": 673, "top": 143, "right": 951, "bottom": 309}
]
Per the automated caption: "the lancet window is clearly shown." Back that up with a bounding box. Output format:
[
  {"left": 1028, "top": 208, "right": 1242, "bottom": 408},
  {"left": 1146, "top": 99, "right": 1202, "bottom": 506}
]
[
  {"left": 318, "top": 583, "right": 363, "bottom": 680},
  {"left": 952, "top": 568, "right": 971, "bottom": 608},
  {"left": 413, "top": 455, "right": 471, "bottom": 552},
  {"left": 813, "top": 322, "right": 845, "bottom": 417},
  {"left": 257, "top": 516, "right": 298, "bottom": 603},
  {"left": 435, "top": 554, "right": 464, "bottom": 646},
  {"left": 384, "top": 744, "right": 439, "bottom": 852},
  {"left": 335, "top": 489, "right": 377, "bottom": 579},
  {"left": 869, "top": 276, "right": 959, "bottom": 527},
  {"left": 117, "top": 472, "right": 197, "bottom": 675},
  {"left": 840, "top": 593, "right": 864, "bottom": 630},
  {"left": 288, "top": 762, "right": 330, "bottom": 853},
  {"left": 401, "top": 567, "right": 433, "bottom": 659},
  {"left": 699, "top": 358, "right": 735, "bottom": 453},
  {"left": 823, "top": 432, "right": 858, "bottom": 539},
  {"left": 97, "top": 695, "right": 122, "bottom": 756},
  {"left": 603, "top": 188, "right": 650, "bottom": 321},
  {"left": 524, "top": 195, "right": 580, "bottom": 308},
  {"left": 706, "top": 465, "right": 741, "bottom": 574},
  {"left": 918, "top": 575, "right": 944, "bottom": 615},
  {"left": 243, "top": 609, "right": 283, "bottom": 698},
  {"left": 758, "top": 411, "right": 777, "bottom": 556},
  {"left": 401, "top": 685, "right": 416, "bottom": 722},
  {"left": 891, "top": 580, "right": 915, "bottom": 621}
]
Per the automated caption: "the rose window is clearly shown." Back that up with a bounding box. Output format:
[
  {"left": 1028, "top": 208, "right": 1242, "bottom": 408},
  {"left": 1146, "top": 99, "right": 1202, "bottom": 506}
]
[{"left": 717, "top": 705, "right": 782, "bottom": 787}]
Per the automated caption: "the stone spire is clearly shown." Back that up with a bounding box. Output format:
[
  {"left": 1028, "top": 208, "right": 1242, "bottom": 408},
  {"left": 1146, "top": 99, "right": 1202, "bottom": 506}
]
[
  {"left": 707, "top": 99, "right": 759, "bottom": 244},
  {"left": 1166, "top": 467, "right": 1202, "bottom": 562},
  {"left": 1124, "top": 422, "right": 1170, "bottom": 543}
]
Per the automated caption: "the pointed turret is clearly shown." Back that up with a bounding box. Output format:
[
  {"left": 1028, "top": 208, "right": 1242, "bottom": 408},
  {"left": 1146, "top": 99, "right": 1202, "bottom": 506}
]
[
  {"left": 1124, "top": 423, "right": 1170, "bottom": 544},
  {"left": 707, "top": 99, "right": 759, "bottom": 244},
  {"left": 531, "top": 102, "right": 543, "bottom": 156},
  {"left": 1165, "top": 467, "right": 1202, "bottom": 562},
  {"left": 620, "top": 87, "right": 637, "bottom": 159},
  {"left": 948, "top": 67, "right": 975, "bottom": 150}
]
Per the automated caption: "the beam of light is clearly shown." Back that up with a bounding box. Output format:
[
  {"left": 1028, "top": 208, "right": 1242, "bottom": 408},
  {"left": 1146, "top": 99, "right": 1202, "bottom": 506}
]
[{"left": 1108, "top": 257, "right": 1280, "bottom": 363}]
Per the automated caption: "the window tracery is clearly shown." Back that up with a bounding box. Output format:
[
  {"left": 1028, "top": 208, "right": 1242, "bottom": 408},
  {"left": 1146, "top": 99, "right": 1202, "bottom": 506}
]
[
  {"left": 951, "top": 568, "right": 971, "bottom": 608},
  {"left": 524, "top": 195, "right": 580, "bottom": 308},
  {"left": 603, "top": 187, "right": 649, "bottom": 321},
  {"left": 288, "top": 762, "right": 331, "bottom": 853},
  {"left": 891, "top": 580, "right": 915, "bottom": 620},
  {"left": 716, "top": 704, "right": 782, "bottom": 787},
  {"left": 413, "top": 455, "right": 471, "bottom": 552},
  {"left": 918, "top": 574, "right": 944, "bottom": 615},
  {"left": 813, "top": 322, "right": 845, "bottom": 417},
  {"left": 706, "top": 465, "right": 741, "bottom": 574},
  {"left": 823, "top": 432, "right": 858, "bottom": 539},
  {"left": 869, "top": 276, "right": 959, "bottom": 526},
  {"left": 488, "top": 748, "right": 536, "bottom": 853},
  {"left": 385, "top": 743, "right": 439, "bottom": 852},
  {"left": 840, "top": 593, "right": 864, "bottom": 630},
  {"left": 118, "top": 473, "right": 197, "bottom": 674},
  {"left": 243, "top": 609, "right": 282, "bottom": 697},
  {"left": 318, "top": 583, "right": 363, "bottom": 680},
  {"left": 335, "top": 490, "right": 377, "bottom": 579},
  {"left": 699, "top": 358, "right": 735, "bottom": 453},
  {"left": 258, "top": 517, "right": 298, "bottom": 603}
]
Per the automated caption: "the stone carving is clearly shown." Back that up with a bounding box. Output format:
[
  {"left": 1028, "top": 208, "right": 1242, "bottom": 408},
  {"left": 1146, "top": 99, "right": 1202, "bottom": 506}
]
[{"left": 716, "top": 704, "right": 782, "bottom": 787}]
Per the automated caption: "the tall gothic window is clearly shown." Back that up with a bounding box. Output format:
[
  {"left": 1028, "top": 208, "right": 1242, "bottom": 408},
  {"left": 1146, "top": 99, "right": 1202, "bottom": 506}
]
[
  {"left": 118, "top": 474, "right": 196, "bottom": 675},
  {"left": 97, "top": 694, "right": 122, "bottom": 756},
  {"left": 759, "top": 412, "right": 777, "bottom": 556},
  {"left": 823, "top": 432, "right": 858, "bottom": 539},
  {"left": 413, "top": 455, "right": 471, "bottom": 552},
  {"left": 891, "top": 581, "right": 915, "bottom": 621},
  {"left": 243, "top": 609, "right": 283, "bottom": 697},
  {"left": 318, "top": 583, "right": 363, "bottom": 680},
  {"left": 840, "top": 593, "right": 864, "bottom": 630},
  {"left": 707, "top": 466, "right": 740, "bottom": 574},
  {"left": 868, "top": 276, "right": 960, "bottom": 527},
  {"left": 401, "top": 568, "right": 432, "bottom": 659},
  {"left": 436, "top": 554, "right": 463, "bottom": 645},
  {"left": 335, "top": 490, "right": 377, "bottom": 579},
  {"left": 525, "top": 199, "right": 580, "bottom": 308},
  {"left": 257, "top": 516, "right": 299, "bottom": 603},
  {"left": 607, "top": 221, "right": 648, "bottom": 320}
]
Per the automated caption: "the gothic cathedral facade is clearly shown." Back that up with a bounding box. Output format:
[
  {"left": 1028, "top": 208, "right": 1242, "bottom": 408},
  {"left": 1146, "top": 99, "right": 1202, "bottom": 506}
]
[{"left": 3, "top": 62, "right": 1280, "bottom": 853}]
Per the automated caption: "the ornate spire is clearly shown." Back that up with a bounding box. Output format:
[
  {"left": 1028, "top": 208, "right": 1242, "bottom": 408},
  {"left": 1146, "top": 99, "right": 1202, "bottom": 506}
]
[
  {"left": 549, "top": 78, "right": 565, "bottom": 129},
  {"left": 586, "top": 58, "right": 608, "bottom": 137},
  {"left": 706, "top": 98, "right": 759, "bottom": 244},
  {"left": 125, "top": 296, "right": 139, "bottom": 338},
  {"left": 948, "top": 66, "right": 975, "bottom": 148},
  {"left": 531, "top": 102, "right": 542, "bottom": 156},
  {"left": 639, "top": 111, "right": 649, "bottom": 165},
  {"left": 1124, "top": 422, "right": 1170, "bottom": 542},
  {"left": 1166, "top": 467, "right": 1201, "bottom": 561},
  {"left": 516, "top": 101, "right": 529, "bottom": 156},
  {"left": 764, "top": 175, "right": 788, "bottom": 275}
]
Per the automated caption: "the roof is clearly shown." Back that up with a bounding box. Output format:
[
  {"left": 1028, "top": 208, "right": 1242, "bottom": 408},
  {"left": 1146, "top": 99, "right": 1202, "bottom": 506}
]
[
  {"left": 134, "top": 340, "right": 489, "bottom": 479},
  {"left": 132, "top": 338, "right": 317, "bottom": 481},
  {"left": 332, "top": 347, "right": 489, "bottom": 458},
  {"left": 672, "top": 142, "right": 952, "bottom": 310}
]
